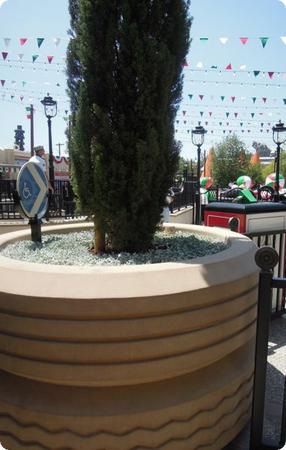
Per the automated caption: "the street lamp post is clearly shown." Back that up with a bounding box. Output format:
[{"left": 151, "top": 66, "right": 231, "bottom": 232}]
[
  {"left": 41, "top": 94, "right": 57, "bottom": 188},
  {"left": 192, "top": 125, "right": 207, "bottom": 224},
  {"left": 272, "top": 121, "right": 286, "bottom": 202}
]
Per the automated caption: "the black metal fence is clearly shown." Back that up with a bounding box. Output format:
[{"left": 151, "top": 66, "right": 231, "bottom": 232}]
[
  {"left": 246, "top": 230, "right": 286, "bottom": 317},
  {"left": 250, "top": 246, "right": 286, "bottom": 450},
  {"left": 0, "top": 179, "right": 79, "bottom": 220}
]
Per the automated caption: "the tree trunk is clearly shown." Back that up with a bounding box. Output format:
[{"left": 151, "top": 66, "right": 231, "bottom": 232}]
[{"left": 94, "top": 221, "right": 105, "bottom": 254}]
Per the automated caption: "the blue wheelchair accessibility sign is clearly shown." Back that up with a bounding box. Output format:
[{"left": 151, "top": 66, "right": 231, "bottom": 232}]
[{"left": 17, "top": 161, "right": 48, "bottom": 219}]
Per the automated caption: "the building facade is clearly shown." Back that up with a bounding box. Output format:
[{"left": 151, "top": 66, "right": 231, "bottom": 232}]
[{"left": 0, "top": 148, "right": 69, "bottom": 181}]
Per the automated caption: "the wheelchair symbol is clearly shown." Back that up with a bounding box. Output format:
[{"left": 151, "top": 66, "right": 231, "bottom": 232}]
[{"left": 22, "top": 182, "right": 32, "bottom": 200}]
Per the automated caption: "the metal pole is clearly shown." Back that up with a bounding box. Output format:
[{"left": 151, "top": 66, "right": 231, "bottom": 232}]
[
  {"left": 195, "top": 144, "right": 201, "bottom": 225},
  {"left": 30, "top": 104, "right": 34, "bottom": 156},
  {"left": 56, "top": 143, "right": 64, "bottom": 158},
  {"left": 47, "top": 116, "right": 54, "bottom": 188},
  {"left": 274, "top": 143, "right": 281, "bottom": 202}
]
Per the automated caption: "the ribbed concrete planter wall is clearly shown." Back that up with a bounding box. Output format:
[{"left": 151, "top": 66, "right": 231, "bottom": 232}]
[{"left": 0, "top": 224, "right": 258, "bottom": 450}]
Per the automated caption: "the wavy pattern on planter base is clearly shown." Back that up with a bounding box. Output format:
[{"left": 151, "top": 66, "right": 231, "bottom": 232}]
[{"left": 0, "top": 342, "right": 254, "bottom": 450}]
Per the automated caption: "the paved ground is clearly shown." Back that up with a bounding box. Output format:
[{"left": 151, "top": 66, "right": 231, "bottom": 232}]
[{"left": 225, "top": 315, "right": 286, "bottom": 450}]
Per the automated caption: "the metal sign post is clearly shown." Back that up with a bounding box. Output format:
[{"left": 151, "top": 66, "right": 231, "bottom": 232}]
[{"left": 16, "top": 162, "right": 49, "bottom": 243}]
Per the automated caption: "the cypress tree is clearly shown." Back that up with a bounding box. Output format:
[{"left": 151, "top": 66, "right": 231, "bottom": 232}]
[{"left": 67, "top": 0, "right": 191, "bottom": 252}]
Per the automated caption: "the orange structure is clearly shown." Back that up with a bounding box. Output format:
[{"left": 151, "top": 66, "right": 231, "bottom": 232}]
[
  {"left": 250, "top": 151, "right": 261, "bottom": 165},
  {"left": 204, "top": 147, "right": 214, "bottom": 177}
]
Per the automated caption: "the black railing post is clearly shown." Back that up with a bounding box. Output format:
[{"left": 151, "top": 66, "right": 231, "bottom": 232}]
[
  {"left": 250, "top": 246, "right": 279, "bottom": 450},
  {"left": 280, "top": 376, "right": 286, "bottom": 447}
]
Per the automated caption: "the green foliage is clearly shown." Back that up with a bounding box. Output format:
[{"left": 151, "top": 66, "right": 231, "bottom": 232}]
[
  {"left": 261, "top": 151, "right": 286, "bottom": 183},
  {"left": 67, "top": 0, "right": 191, "bottom": 252},
  {"left": 247, "top": 163, "right": 264, "bottom": 185},
  {"left": 212, "top": 135, "right": 249, "bottom": 187}
]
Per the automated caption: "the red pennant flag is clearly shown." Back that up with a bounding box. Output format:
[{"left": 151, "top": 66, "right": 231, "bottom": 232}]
[
  {"left": 27, "top": 114, "right": 32, "bottom": 119},
  {"left": 231, "top": 96, "right": 236, "bottom": 102},
  {"left": 20, "top": 96, "right": 24, "bottom": 101},
  {"left": 240, "top": 37, "right": 248, "bottom": 45},
  {"left": 225, "top": 63, "right": 232, "bottom": 70},
  {"left": 268, "top": 72, "right": 274, "bottom": 79},
  {"left": 234, "top": 112, "right": 238, "bottom": 118},
  {"left": 182, "top": 111, "right": 186, "bottom": 116},
  {"left": 199, "top": 95, "right": 204, "bottom": 100},
  {"left": 47, "top": 55, "right": 54, "bottom": 64},
  {"left": 183, "top": 120, "right": 187, "bottom": 124},
  {"left": 2, "top": 52, "right": 8, "bottom": 60},
  {"left": 0, "top": 80, "right": 5, "bottom": 86},
  {"left": 209, "top": 112, "right": 212, "bottom": 117},
  {"left": 262, "top": 97, "right": 267, "bottom": 103},
  {"left": 20, "top": 38, "right": 27, "bottom": 46}
]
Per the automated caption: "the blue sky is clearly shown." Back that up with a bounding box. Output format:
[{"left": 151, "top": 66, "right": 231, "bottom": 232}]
[{"left": 0, "top": 0, "right": 286, "bottom": 160}]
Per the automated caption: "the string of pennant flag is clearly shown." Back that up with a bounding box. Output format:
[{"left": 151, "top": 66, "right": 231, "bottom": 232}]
[
  {"left": 192, "top": 36, "right": 286, "bottom": 47},
  {"left": 1, "top": 35, "right": 283, "bottom": 48},
  {"left": 183, "top": 63, "right": 286, "bottom": 80},
  {"left": 1, "top": 52, "right": 65, "bottom": 64},
  {"left": 185, "top": 94, "right": 286, "bottom": 105},
  {"left": 0, "top": 37, "right": 67, "bottom": 47}
]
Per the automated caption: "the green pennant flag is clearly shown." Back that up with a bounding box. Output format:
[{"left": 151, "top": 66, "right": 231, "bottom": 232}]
[
  {"left": 26, "top": 107, "right": 31, "bottom": 112},
  {"left": 253, "top": 71, "right": 260, "bottom": 77},
  {"left": 251, "top": 113, "right": 255, "bottom": 118},
  {"left": 37, "top": 37, "right": 45, "bottom": 48},
  {"left": 219, "top": 122, "right": 222, "bottom": 126},
  {"left": 226, "top": 112, "right": 230, "bottom": 117},
  {"left": 22, "top": 81, "right": 26, "bottom": 87},
  {"left": 188, "top": 94, "right": 193, "bottom": 100},
  {"left": 220, "top": 96, "right": 225, "bottom": 101},
  {"left": 240, "top": 122, "right": 243, "bottom": 127},
  {"left": 252, "top": 97, "right": 257, "bottom": 103},
  {"left": 199, "top": 37, "right": 208, "bottom": 42},
  {"left": 211, "top": 65, "right": 218, "bottom": 69},
  {"left": 200, "top": 111, "right": 204, "bottom": 117},
  {"left": 283, "top": 99, "right": 286, "bottom": 105},
  {"left": 260, "top": 37, "right": 269, "bottom": 48},
  {"left": 32, "top": 54, "right": 39, "bottom": 62}
]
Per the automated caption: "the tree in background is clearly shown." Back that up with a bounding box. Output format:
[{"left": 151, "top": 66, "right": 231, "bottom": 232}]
[
  {"left": 212, "top": 135, "right": 249, "bottom": 187},
  {"left": 252, "top": 141, "right": 272, "bottom": 157},
  {"left": 247, "top": 163, "right": 263, "bottom": 186},
  {"left": 67, "top": 0, "right": 191, "bottom": 253}
]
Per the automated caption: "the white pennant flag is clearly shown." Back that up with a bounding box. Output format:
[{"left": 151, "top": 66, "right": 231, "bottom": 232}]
[
  {"left": 196, "top": 61, "right": 203, "bottom": 68},
  {"left": 219, "top": 37, "right": 229, "bottom": 44},
  {"left": 17, "top": 53, "right": 24, "bottom": 60},
  {"left": 53, "top": 37, "right": 61, "bottom": 46},
  {"left": 280, "top": 36, "right": 286, "bottom": 45},
  {"left": 239, "top": 64, "right": 247, "bottom": 70},
  {"left": 3, "top": 37, "right": 10, "bottom": 47}
]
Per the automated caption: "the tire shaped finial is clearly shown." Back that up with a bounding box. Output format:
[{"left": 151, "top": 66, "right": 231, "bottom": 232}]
[{"left": 255, "top": 246, "right": 279, "bottom": 271}]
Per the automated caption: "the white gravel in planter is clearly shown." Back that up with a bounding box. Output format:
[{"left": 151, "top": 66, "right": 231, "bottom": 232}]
[{"left": 0, "top": 231, "right": 228, "bottom": 266}]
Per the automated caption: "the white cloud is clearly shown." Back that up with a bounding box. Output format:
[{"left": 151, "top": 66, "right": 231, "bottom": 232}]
[
  {"left": 0, "top": 0, "right": 8, "bottom": 7},
  {"left": 279, "top": 0, "right": 286, "bottom": 7}
]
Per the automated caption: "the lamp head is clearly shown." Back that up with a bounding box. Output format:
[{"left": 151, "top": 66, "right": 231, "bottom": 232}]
[
  {"left": 41, "top": 93, "right": 57, "bottom": 119},
  {"left": 272, "top": 120, "right": 286, "bottom": 145},
  {"left": 191, "top": 125, "right": 207, "bottom": 146}
]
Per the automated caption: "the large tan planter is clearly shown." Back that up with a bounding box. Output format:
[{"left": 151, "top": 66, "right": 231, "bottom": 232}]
[{"left": 0, "top": 223, "right": 258, "bottom": 450}]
